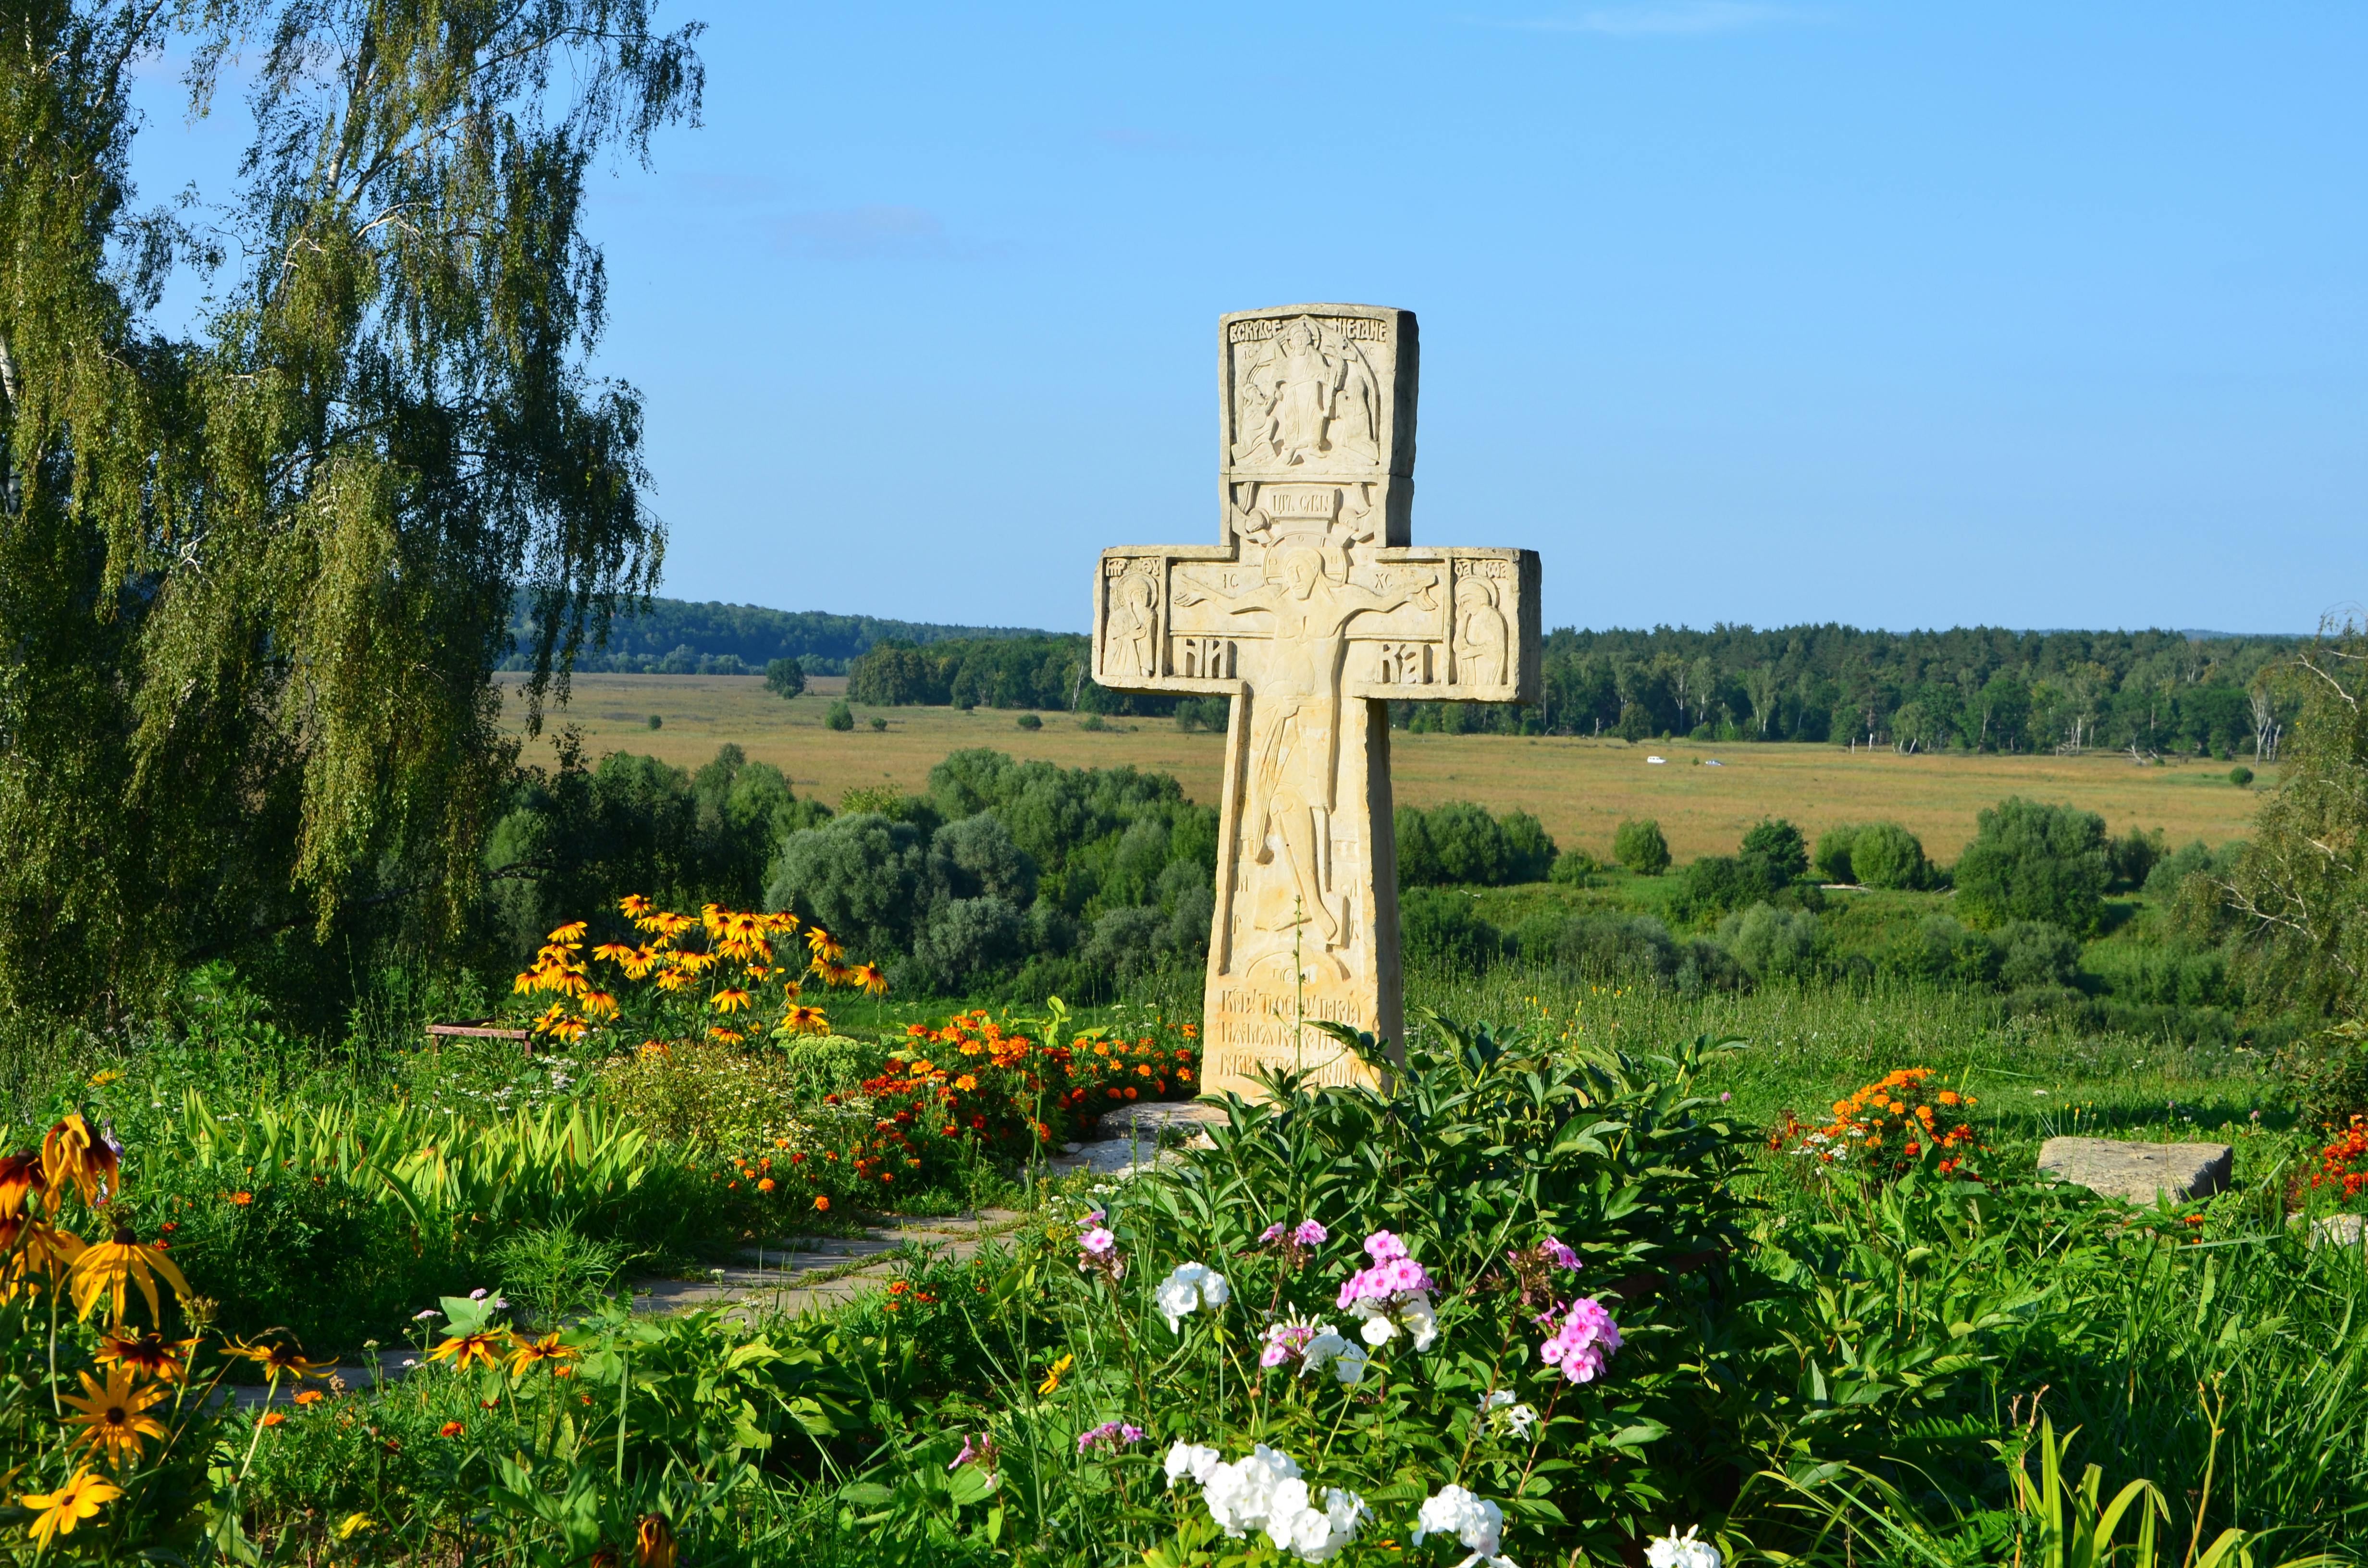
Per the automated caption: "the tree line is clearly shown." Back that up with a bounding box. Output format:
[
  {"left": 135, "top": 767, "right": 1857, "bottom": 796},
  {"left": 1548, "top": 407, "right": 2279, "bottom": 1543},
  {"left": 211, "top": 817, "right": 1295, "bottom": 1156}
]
[
  {"left": 833, "top": 622, "right": 2300, "bottom": 760},
  {"left": 499, "top": 598, "right": 1042, "bottom": 677}
]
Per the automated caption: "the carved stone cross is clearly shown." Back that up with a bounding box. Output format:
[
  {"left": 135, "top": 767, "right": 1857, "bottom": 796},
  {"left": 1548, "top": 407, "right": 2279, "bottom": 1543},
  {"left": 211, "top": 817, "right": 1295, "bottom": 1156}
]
[{"left": 1092, "top": 304, "right": 1540, "bottom": 1097}]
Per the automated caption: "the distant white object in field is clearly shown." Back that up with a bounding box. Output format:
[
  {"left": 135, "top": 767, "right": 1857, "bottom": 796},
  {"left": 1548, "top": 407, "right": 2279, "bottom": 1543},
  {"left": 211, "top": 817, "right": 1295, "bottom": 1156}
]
[
  {"left": 1703, "top": 759, "right": 1723, "bottom": 767},
  {"left": 1645, "top": 756, "right": 1666, "bottom": 765}
]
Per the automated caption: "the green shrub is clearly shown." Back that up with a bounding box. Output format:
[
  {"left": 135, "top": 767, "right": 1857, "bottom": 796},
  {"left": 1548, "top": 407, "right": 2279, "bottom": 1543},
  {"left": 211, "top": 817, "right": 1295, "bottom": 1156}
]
[
  {"left": 824, "top": 699, "right": 855, "bottom": 731},
  {"left": 1995, "top": 919, "right": 2083, "bottom": 989},
  {"left": 1173, "top": 696, "right": 1231, "bottom": 733},
  {"left": 1716, "top": 903, "right": 1820, "bottom": 980},
  {"left": 1395, "top": 801, "right": 1558, "bottom": 886},
  {"left": 2106, "top": 824, "right": 2166, "bottom": 892},
  {"left": 1954, "top": 796, "right": 2110, "bottom": 934},
  {"left": 1612, "top": 817, "right": 1670, "bottom": 875},
  {"left": 1399, "top": 887, "right": 1503, "bottom": 970},
  {"left": 2231, "top": 763, "right": 2256, "bottom": 787},
  {"left": 764, "top": 655, "right": 806, "bottom": 698},
  {"left": 1813, "top": 823, "right": 1858, "bottom": 883},
  {"left": 1014, "top": 711, "right": 1042, "bottom": 730},
  {"left": 1850, "top": 820, "right": 1929, "bottom": 889},
  {"left": 1548, "top": 848, "right": 1599, "bottom": 887},
  {"left": 1739, "top": 817, "right": 1809, "bottom": 882}
]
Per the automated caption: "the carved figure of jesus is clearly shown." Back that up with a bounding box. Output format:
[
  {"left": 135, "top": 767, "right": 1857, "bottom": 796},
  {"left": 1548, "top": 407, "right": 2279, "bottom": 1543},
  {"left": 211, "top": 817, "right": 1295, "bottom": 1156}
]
[
  {"left": 1174, "top": 545, "right": 1434, "bottom": 946},
  {"left": 1092, "top": 302, "right": 1539, "bottom": 1099}
]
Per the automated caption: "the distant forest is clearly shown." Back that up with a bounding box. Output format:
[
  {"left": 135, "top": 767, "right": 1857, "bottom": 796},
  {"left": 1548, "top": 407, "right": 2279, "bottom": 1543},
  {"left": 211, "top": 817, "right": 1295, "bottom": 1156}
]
[
  {"left": 533, "top": 599, "right": 2303, "bottom": 759},
  {"left": 496, "top": 596, "right": 1042, "bottom": 676}
]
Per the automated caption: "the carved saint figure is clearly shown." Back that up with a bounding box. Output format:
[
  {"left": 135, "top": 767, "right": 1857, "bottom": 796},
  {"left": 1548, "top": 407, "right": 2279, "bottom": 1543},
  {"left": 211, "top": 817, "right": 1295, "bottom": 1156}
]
[
  {"left": 1453, "top": 574, "right": 1508, "bottom": 689},
  {"left": 1175, "top": 544, "right": 1435, "bottom": 947},
  {"left": 1231, "top": 319, "right": 1381, "bottom": 469},
  {"left": 1103, "top": 566, "right": 1157, "bottom": 678}
]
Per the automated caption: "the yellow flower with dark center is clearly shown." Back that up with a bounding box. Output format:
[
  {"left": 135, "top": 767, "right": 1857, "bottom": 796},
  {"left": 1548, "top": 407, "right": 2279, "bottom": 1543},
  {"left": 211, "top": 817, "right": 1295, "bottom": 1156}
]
[
  {"left": 94, "top": 1330, "right": 194, "bottom": 1384},
  {"left": 232, "top": 1337, "right": 331, "bottom": 1382},
  {"left": 428, "top": 1330, "right": 506, "bottom": 1373},
  {"left": 547, "top": 921, "right": 589, "bottom": 944},
  {"left": 20, "top": 1470, "right": 122, "bottom": 1546},
  {"left": 635, "top": 1513, "right": 678, "bottom": 1568},
  {"left": 506, "top": 1331, "right": 581, "bottom": 1377},
  {"left": 805, "top": 926, "right": 842, "bottom": 962},
  {"left": 7, "top": 1221, "right": 86, "bottom": 1295},
  {"left": 41, "top": 1114, "right": 117, "bottom": 1208},
  {"left": 711, "top": 988, "right": 753, "bottom": 1014},
  {"left": 1037, "top": 1353, "right": 1073, "bottom": 1395},
  {"left": 71, "top": 1226, "right": 192, "bottom": 1326},
  {"left": 850, "top": 962, "right": 888, "bottom": 996},
  {"left": 581, "top": 991, "right": 619, "bottom": 1019},
  {"left": 592, "top": 941, "right": 638, "bottom": 965},
  {"left": 61, "top": 1368, "right": 168, "bottom": 1466},
  {"left": 777, "top": 1004, "right": 830, "bottom": 1037},
  {"left": 0, "top": 1151, "right": 43, "bottom": 1230}
]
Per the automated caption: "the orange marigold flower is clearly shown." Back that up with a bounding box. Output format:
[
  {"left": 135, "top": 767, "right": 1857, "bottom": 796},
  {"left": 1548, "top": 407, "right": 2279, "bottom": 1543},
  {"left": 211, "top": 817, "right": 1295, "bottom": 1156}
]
[{"left": 439, "top": 1421, "right": 465, "bottom": 1438}]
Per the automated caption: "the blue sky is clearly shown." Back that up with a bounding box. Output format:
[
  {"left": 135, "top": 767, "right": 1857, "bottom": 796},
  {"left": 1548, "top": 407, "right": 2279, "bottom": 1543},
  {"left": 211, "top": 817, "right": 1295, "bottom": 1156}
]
[{"left": 131, "top": 3, "right": 2366, "bottom": 635}]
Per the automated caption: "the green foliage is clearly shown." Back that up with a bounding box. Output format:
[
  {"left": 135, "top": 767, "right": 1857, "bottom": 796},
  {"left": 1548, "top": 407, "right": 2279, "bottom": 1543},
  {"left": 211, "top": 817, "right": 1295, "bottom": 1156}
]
[
  {"left": 1814, "top": 824, "right": 1860, "bottom": 883},
  {"left": 2213, "top": 630, "right": 2368, "bottom": 1016},
  {"left": 1717, "top": 903, "right": 1821, "bottom": 980},
  {"left": 1399, "top": 886, "right": 1504, "bottom": 970},
  {"left": 0, "top": 0, "right": 697, "bottom": 1029},
  {"left": 826, "top": 700, "right": 856, "bottom": 732},
  {"left": 1172, "top": 696, "right": 1231, "bottom": 733},
  {"left": 761, "top": 751, "right": 1217, "bottom": 998},
  {"left": 1741, "top": 817, "right": 1811, "bottom": 882},
  {"left": 1851, "top": 821, "right": 1932, "bottom": 890},
  {"left": 1548, "top": 848, "right": 1600, "bottom": 887},
  {"left": 849, "top": 634, "right": 1175, "bottom": 715},
  {"left": 1533, "top": 625, "right": 2292, "bottom": 751},
  {"left": 503, "top": 595, "right": 1042, "bottom": 676},
  {"left": 1614, "top": 818, "right": 1672, "bottom": 876},
  {"left": 483, "top": 742, "right": 808, "bottom": 956},
  {"left": 1395, "top": 801, "right": 1558, "bottom": 886},
  {"left": 2107, "top": 824, "right": 2167, "bottom": 893},
  {"left": 765, "top": 656, "right": 808, "bottom": 698},
  {"left": 1014, "top": 711, "right": 1042, "bottom": 731},
  {"left": 1954, "top": 797, "right": 2112, "bottom": 935},
  {"left": 2231, "top": 764, "right": 2256, "bottom": 787}
]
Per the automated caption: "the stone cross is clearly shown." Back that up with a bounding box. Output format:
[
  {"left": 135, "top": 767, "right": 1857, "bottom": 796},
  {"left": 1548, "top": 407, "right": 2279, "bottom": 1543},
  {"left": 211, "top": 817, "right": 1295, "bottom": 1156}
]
[{"left": 1092, "top": 304, "right": 1539, "bottom": 1097}]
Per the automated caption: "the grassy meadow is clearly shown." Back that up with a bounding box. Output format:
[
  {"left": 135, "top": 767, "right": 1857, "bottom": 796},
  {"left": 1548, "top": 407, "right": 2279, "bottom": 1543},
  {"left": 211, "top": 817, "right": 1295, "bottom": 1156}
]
[{"left": 502, "top": 672, "right": 2274, "bottom": 862}]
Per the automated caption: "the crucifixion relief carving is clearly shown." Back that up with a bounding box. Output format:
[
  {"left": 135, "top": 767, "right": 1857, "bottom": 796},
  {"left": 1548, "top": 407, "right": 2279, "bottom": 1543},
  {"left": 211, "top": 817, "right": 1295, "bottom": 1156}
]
[{"left": 1093, "top": 304, "right": 1541, "bottom": 1099}]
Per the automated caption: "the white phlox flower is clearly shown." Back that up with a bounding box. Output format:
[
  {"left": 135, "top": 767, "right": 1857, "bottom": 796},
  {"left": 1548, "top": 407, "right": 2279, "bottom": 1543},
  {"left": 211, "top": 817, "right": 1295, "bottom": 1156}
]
[
  {"left": 1644, "top": 1525, "right": 1722, "bottom": 1568},
  {"left": 1156, "top": 1262, "right": 1231, "bottom": 1333},
  {"left": 1184, "top": 1444, "right": 1368, "bottom": 1563},
  {"left": 1300, "top": 1330, "right": 1368, "bottom": 1385},
  {"left": 1478, "top": 1389, "right": 1539, "bottom": 1440},
  {"left": 1164, "top": 1441, "right": 1221, "bottom": 1490},
  {"left": 1414, "top": 1484, "right": 1516, "bottom": 1568}
]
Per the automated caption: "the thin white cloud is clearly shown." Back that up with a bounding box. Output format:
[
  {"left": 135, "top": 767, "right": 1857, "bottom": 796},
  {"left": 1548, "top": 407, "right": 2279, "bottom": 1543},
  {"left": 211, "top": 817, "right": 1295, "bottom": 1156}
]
[
  {"left": 1487, "top": 2, "right": 1833, "bottom": 37},
  {"left": 772, "top": 205, "right": 951, "bottom": 261}
]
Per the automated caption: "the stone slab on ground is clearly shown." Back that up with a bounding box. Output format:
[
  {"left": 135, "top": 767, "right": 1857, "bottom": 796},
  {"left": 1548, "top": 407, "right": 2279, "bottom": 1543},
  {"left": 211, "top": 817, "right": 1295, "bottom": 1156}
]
[
  {"left": 231, "top": 1212, "right": 1032, "bottom": 1406},
  {"left": 1048, "top": 1100, "right": 1229, "bottom": 1179},
  {"left": 2294, "top": 1212, "right": 2368, "bottom": 1249},
  {"left": 2036, "top": 1137, "right": 2234, "bottom": 1206}
]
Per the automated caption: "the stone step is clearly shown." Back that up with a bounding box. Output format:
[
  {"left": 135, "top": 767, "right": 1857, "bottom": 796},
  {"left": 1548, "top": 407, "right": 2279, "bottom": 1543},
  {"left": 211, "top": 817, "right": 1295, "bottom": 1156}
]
[{"left": 2036, "top": 1137, "right": 2234, "bottom": 1206}]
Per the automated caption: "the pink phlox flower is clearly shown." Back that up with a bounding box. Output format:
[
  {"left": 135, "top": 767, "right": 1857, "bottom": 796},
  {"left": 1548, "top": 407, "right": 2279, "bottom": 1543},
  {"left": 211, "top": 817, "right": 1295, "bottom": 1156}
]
[
  {"left": 1079, "top": 1227, "right": 1117, "bottom": 1257},
  {"left": 1081, "top": 1210, "right": 1107, "bottom": 1228},
  {"left": 1540, "top": 1236, "right": 1580, "bottom": 1272},
  {"left": 1260, "top": 1319, "right": 1320, "bottom": 1368},
  {"left": 1259, "top": 1222, "right": 1288, "bottom": 1245},
  {"left": 1293, "top": 1220, "right": 1328, "bottom": 1246},
  {"left": 1077, "top": 1420, "right": 1146, "bottom": 1455},
  {"left": 1537, "top": 1295, "right": 1624, "bottom": 1385},
  {"left": 1363, "top": 1230, "right": 1407, "bottom": 1264}
]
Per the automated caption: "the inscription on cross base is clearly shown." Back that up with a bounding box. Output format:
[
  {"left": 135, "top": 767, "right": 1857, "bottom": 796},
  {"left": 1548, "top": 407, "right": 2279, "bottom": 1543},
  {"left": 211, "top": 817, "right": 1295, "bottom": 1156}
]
[{"left": 1092, "top": 304, "right": 1541, "bottom": 1098}]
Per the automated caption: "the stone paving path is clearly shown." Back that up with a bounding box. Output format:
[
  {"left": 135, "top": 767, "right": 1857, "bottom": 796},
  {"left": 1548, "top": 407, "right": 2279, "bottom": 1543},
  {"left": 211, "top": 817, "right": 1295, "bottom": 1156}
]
[{"left": 234, "top": 1099, "right": 1232, "bottom": 1407}]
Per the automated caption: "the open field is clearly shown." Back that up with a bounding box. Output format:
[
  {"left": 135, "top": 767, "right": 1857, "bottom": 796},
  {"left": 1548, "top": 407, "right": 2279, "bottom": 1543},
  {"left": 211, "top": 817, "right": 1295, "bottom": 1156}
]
[{"left": 505, "top": 672, "right": 2277, "bottom": 861}]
